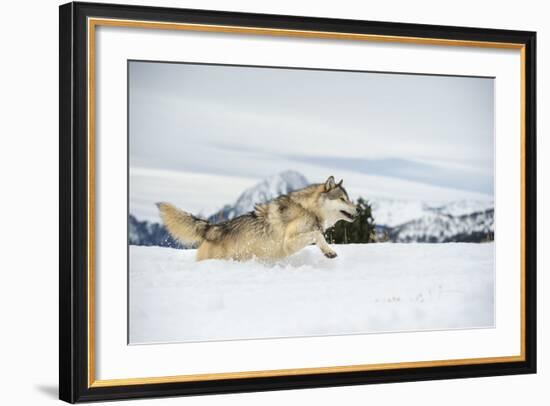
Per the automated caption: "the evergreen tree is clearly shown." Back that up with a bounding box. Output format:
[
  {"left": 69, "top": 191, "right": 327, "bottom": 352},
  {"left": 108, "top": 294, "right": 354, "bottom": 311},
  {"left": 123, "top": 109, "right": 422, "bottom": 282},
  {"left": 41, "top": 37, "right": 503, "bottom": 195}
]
[{"left": 324, "top": 197, "right": 376, "bottom": 244}]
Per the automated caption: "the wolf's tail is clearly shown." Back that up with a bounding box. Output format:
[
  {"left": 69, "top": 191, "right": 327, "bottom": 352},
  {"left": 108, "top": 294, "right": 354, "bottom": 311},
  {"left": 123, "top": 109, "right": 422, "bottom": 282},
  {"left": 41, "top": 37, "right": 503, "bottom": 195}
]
[{"left": 156, "top": 202, "right": 209, "bottom": 246}]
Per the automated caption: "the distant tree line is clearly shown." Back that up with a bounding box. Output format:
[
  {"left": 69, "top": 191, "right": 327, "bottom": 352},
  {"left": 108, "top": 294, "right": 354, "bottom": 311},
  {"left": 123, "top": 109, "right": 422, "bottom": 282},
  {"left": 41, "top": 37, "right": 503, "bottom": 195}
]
[{"left": 324, "top": 197, "right": 376, "bottom": 244}]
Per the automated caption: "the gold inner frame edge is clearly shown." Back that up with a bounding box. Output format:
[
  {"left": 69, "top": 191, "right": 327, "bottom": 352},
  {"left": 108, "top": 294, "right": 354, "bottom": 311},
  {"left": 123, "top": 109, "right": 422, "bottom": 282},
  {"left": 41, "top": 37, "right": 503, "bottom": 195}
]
[{"left": 86, "top": 17, "right": 527, "bottom": 388}]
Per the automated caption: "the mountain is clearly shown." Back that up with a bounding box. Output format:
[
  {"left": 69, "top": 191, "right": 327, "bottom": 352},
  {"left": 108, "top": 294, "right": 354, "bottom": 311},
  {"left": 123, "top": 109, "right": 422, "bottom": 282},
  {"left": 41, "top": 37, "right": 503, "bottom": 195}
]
[
  {"left": 370, "top": 199, "right": 493, "bottom": 243},
  {"left": 208, "top": 170, "right": 309, "bottom": 222},
  {"left": 128, "top": 170, "right": 494, "bottom": 246},
  {"left": 386, "top": 208, "right": 494, "bottom": 243},
  {"left": 128, "top": 214, "right": 181, "bottom": 248},
  {"left": 369, "top": 198, "right": 494, "bottom": 228}
]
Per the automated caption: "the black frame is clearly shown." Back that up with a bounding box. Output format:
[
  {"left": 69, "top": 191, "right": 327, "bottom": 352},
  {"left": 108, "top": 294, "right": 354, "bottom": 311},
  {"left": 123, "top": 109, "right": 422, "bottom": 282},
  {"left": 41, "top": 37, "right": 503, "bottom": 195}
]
[{"left": 60, "top": 1, "right": 537, "bottom": 403}]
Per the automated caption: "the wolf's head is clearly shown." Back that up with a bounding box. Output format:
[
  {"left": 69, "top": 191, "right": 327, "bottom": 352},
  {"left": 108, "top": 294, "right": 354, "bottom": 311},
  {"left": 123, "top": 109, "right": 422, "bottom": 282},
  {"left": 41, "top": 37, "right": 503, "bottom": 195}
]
[{"left": 318, "top": 176, "right": 358, "bottom": 228}]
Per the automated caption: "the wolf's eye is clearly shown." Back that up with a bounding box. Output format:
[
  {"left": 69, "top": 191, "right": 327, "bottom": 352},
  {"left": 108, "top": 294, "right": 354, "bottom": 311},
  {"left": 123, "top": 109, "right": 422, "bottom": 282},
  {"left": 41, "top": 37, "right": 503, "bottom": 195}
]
[{"left": 340, "top": 198, "right": 346, "bottom": 202}]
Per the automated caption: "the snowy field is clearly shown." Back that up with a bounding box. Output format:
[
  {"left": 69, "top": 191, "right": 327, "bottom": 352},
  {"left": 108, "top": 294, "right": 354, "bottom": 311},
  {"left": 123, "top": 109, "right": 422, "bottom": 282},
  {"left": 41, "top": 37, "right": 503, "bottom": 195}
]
[{"left": 129, "top": 243, "right": 494, "bottom": 344}]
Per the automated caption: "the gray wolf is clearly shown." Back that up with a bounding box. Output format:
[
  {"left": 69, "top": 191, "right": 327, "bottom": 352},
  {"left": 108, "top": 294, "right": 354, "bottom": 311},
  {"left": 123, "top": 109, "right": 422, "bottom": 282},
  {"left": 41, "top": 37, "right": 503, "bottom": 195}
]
[{"left": 157, "top": 176, "right": 358, "bottom": 261}]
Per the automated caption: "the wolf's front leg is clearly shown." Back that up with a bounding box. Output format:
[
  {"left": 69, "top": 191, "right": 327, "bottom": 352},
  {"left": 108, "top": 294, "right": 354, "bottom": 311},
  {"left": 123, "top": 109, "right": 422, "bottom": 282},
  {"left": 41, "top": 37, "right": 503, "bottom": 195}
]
[
  {"left": 283, "top": 231, "right": 317, "bottom": 257},
  {"left": 283, "top": 230, "right": 337, "bottom": 259},
  {"left": 313, "top": 231, "right": 338, "bottom": 258}
]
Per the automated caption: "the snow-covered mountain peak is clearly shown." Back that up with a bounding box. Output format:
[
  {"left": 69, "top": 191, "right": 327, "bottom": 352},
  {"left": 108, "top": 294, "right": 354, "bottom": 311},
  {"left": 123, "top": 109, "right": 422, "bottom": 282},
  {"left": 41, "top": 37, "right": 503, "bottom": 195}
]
[
  {"left": 370, "top": 198, "right": 494, "bottom": 228},
  {"left": 232, "top": 170, "right": 309, "bottom": 216},
  {"left": 207, "top": 170, "right": 309, "bottom": 222}
]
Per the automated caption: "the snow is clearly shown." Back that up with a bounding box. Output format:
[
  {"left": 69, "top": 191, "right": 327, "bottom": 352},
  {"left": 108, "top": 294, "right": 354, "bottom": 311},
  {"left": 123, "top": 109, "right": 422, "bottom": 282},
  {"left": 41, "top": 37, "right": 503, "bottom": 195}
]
[{"left": 129, "top": 243, "right": 495, "bottom": 344}]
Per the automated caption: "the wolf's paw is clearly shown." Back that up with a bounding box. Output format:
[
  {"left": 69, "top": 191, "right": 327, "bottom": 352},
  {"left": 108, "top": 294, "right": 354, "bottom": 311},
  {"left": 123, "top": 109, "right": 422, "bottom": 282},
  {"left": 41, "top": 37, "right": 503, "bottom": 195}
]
[{"left": 324, "top": 251, "right": 338, "bottom": 259}]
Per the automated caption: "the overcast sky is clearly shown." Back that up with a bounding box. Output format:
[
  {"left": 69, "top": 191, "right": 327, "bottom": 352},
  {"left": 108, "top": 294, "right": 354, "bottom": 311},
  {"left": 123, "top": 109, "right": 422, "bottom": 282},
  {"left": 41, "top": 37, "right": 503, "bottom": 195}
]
[{"left": 129, "top": 61, "right": 494, "bottom": 196}]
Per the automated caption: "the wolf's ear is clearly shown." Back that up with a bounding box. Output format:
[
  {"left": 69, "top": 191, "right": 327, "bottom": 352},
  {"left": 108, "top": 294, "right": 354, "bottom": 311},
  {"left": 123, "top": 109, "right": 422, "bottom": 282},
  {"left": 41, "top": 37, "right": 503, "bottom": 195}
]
[
  {"left": 324, "top": 176, "right": 336, "bottom": 191},
  {"left": 337, "top": 179, "right": 343, "bottom": 187}
]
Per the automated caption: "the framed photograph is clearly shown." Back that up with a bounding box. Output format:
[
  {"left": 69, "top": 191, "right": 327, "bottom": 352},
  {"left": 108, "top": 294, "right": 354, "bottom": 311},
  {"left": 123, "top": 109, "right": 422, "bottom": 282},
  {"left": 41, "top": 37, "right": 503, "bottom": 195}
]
[{"left": 59, "top": 2, "right": 537, "bottom": 403}]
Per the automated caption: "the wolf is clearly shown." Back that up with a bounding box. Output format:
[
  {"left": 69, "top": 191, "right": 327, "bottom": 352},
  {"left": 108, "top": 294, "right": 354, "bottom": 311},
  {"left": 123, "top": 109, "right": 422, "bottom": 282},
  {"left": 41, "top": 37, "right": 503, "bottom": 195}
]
[{"left": 157, "top": 176, "right": 358, "bottom": 261}]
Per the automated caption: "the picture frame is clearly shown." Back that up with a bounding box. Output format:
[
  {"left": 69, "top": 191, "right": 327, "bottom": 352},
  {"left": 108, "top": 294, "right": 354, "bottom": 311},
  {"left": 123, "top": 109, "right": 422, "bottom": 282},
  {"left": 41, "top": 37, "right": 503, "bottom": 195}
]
[{"left": 59, "top": 1, "right": 536, "bottom": 403}]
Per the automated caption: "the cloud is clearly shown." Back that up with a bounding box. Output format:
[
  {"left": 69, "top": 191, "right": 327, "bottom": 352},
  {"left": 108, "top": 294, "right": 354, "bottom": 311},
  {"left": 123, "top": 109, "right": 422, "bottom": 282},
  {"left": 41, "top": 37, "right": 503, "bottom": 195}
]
[
  {"left": 129, "top": 61, "right": 494, "bottom": 197},
  {"left": 289, "top": 155, "right": 493, "bottom": 194}
]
